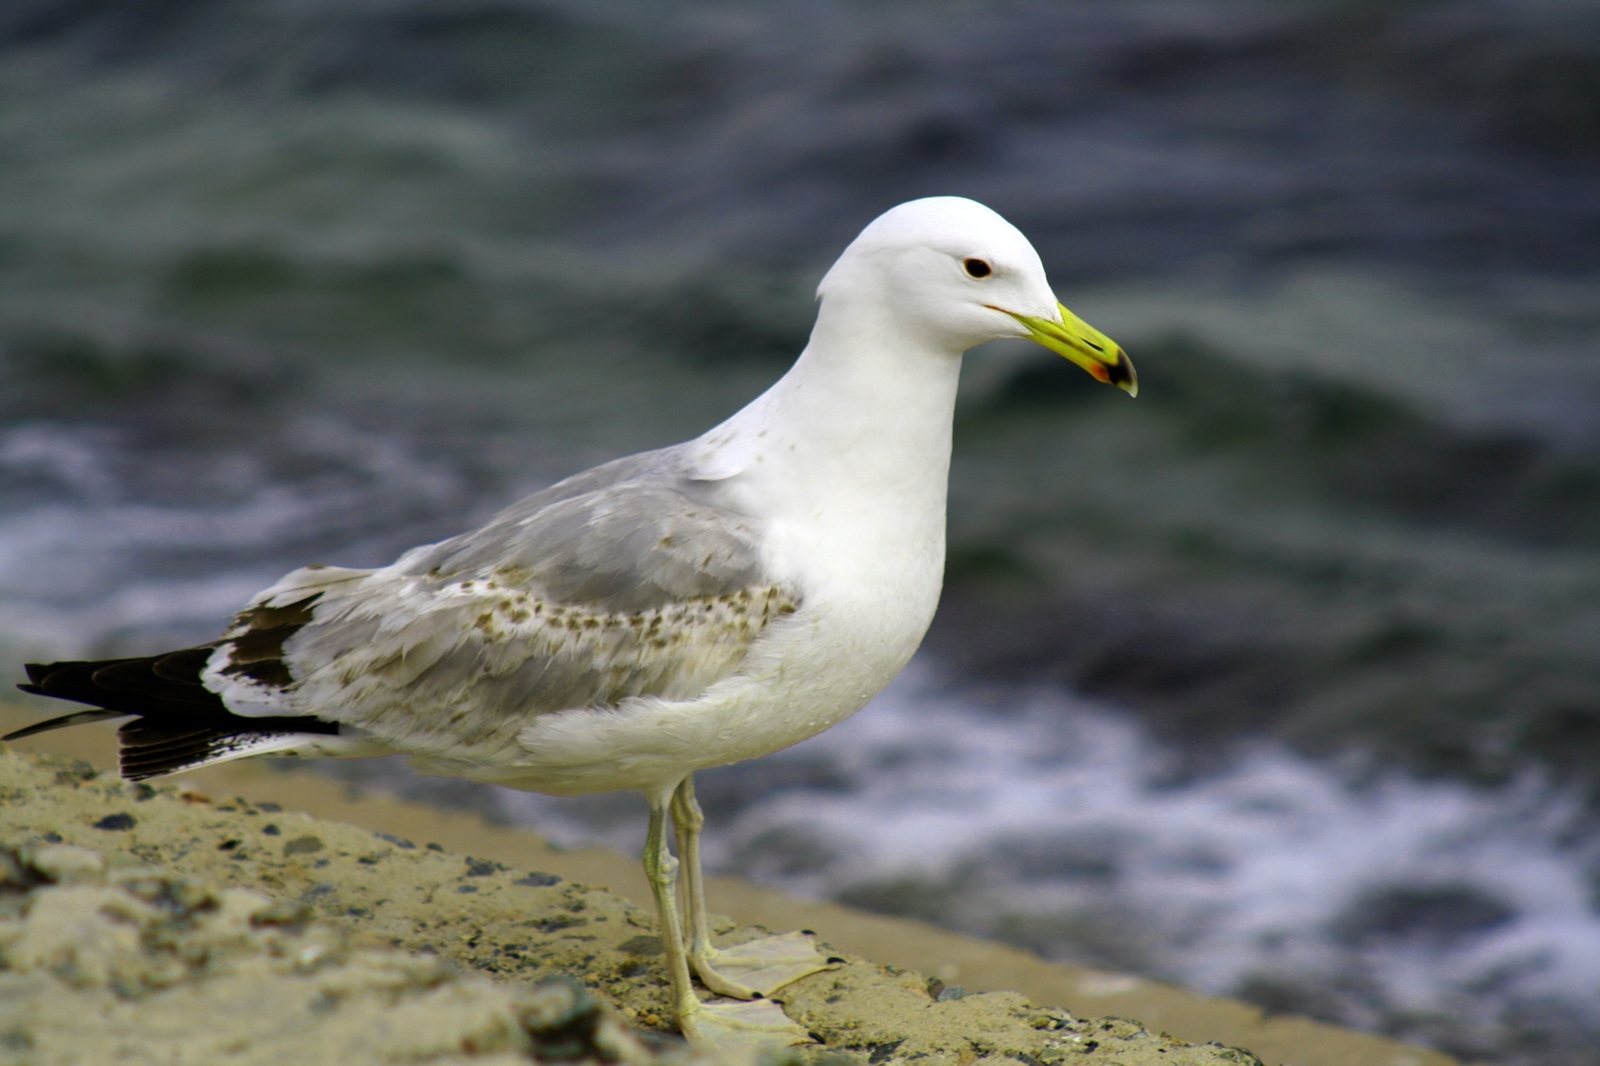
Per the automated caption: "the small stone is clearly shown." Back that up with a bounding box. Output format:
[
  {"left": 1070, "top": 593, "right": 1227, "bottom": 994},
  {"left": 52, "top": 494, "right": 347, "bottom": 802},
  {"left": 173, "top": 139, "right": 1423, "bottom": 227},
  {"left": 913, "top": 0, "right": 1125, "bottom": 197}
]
[
  {"left": 28, "top": 844, "right": 106, "bottom": 885},
  {"left": 251, "top": 902, "right": 313, "bottom": 928},
  {"left": 0, "top": 847, "right": 36, "bottom": 890},
  {"left": 283, "top": 835, "right": 324, "bottom": 856},
  {"left": 92, "top": 813, "right": 136, "bottom": 831},
  {"left": 618, "top": 936, "right": 663, "bottom": 956},
  {"left": 521, "top": 974, "right": 599, "bottom": 1034}
]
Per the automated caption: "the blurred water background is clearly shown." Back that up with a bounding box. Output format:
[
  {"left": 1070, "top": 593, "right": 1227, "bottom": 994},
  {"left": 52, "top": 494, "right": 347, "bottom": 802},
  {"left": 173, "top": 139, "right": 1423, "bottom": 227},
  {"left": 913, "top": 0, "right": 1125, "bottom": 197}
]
[{"left": 2, "top": 1, "right": 1599, "bottom": 1061}]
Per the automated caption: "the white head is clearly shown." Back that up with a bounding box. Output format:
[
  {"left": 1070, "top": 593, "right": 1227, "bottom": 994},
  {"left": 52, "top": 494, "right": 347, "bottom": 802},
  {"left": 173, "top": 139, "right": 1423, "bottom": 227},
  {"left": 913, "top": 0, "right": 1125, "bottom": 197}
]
[{"left": 817, "top": 196, "right": 1136, "bottom": 393}]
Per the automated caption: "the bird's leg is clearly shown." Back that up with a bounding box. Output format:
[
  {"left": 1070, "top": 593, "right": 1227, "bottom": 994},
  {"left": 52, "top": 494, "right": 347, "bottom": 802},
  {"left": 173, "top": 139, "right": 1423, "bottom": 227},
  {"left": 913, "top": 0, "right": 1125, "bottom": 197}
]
[
  {"left": 670, "top": 775, "right": 840, "bottom": 1001},
  {"left": 644, "top": 787, "right": 809, "bottom": 1049},
  {"left": 642, "top": 795, "right": 696, "bottom": 1018},
  {"left": 671, "top": 774, "right": 720, "bottom": 978}
]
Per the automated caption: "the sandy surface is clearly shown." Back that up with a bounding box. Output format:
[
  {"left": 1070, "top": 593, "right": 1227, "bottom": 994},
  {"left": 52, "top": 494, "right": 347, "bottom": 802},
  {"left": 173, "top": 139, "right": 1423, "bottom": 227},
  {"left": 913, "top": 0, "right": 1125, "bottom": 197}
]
[
  {"left": 0, "top": 709, "right": 1460, "bottom": 1066},
  {"left": 0, "top": 837, "right": 703, "bottom": 1066},
  {"left": 0, "top": 748, "right": 1258, "bottom": 1065}
]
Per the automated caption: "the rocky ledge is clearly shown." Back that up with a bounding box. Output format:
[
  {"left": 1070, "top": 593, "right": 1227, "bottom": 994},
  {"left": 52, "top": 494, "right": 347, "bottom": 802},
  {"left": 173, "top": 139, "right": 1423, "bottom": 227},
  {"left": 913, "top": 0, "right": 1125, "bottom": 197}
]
[{"left": 0, "top": 749, "right": 1258, "bottom": 1066}]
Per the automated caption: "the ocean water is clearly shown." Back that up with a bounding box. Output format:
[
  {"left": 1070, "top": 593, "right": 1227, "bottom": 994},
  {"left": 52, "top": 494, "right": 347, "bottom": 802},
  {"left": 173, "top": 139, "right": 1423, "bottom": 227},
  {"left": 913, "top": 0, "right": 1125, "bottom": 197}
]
[{"left": 3, "top": 2, "right": 1599, "bottom": 1062}]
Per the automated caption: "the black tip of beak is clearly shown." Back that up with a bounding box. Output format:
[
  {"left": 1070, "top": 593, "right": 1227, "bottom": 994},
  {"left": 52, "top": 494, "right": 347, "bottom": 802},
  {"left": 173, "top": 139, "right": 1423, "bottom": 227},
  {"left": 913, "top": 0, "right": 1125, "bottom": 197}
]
[{"left": 1110, "top": 351, "right": 1138, "bottom": 395}]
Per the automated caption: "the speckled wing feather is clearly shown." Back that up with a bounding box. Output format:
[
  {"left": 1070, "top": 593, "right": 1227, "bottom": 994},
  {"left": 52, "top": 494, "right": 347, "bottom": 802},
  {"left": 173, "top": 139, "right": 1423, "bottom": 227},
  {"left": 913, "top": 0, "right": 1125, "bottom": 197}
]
[{"left": 202, "top": 446, "right": 799, "bottom": 763}]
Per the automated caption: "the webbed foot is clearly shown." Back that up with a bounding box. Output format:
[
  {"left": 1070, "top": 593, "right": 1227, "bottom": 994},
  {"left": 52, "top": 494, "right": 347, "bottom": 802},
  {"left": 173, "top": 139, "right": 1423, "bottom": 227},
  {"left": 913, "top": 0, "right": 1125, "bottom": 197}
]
[
  {"left": 691, "top": 930, "right": 841, "bottom": 1000},
  {"left": 679, "top": 994, "right": 813, "bottom": 1051}
]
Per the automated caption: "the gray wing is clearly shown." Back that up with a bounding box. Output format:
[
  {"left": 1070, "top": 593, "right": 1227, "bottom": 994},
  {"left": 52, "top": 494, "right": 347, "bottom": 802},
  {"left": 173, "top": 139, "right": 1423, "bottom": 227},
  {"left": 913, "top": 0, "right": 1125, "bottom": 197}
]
[
  {"left": 414, "top": 448, "right": 768, "bottom": 610},
  {"left": 202, "top": 445, "right": 799, "bottom": 758}
]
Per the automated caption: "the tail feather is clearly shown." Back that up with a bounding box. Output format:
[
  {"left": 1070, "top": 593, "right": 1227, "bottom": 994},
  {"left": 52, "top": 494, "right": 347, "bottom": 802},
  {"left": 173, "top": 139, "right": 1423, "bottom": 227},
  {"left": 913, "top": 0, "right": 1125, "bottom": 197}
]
[
  {"left": 119, "top": 720, "right": 333, "bottom": 781},
  {"left": 9, "top": 646, "right": 340, "bottom": 780}
]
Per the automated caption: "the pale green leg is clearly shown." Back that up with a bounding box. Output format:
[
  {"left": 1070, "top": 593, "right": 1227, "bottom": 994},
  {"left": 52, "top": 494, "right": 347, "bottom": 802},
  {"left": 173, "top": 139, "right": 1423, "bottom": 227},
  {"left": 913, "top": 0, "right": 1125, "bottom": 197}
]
[
  {"left": 644, "top": 784, "right": 811, "bottom": 1050},
  {"left": 671, "top": 775, "right": 841, "bottom": 1001},
  {"left": 642, "top": 795, "right": 697, "bottom": 1019}
]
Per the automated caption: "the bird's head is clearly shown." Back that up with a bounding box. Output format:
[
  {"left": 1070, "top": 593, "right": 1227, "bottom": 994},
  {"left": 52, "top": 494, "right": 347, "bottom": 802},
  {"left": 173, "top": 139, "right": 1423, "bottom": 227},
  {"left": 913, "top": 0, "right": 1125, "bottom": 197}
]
[{"left": 818, "top": 196, "right": 1136, "bottom": 396}]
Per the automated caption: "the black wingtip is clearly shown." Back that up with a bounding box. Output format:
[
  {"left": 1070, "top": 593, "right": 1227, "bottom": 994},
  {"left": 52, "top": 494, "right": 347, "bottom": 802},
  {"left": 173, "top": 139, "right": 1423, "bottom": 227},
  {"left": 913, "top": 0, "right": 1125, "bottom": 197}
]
[
  {"left": 2, "top": 707, "right": 130, "bottom": 742},
  {"left": 13, "top": 646, "right": 338, "bottom": 779}
]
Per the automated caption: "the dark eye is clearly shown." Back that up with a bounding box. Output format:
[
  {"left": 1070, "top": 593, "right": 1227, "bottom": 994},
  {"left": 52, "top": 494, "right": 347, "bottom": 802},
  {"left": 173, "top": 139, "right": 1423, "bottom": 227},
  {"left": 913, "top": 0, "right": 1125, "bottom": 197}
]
[{"left": 963, "top": 258, "right": 992, "bottom": 279}]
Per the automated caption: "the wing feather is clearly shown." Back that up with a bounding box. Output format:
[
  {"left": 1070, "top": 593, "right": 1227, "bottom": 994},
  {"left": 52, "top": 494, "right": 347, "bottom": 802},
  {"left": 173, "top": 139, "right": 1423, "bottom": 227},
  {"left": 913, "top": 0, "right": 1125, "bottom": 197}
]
[{"left": 202, "top": 446, "right": 798, "bottom": 761}]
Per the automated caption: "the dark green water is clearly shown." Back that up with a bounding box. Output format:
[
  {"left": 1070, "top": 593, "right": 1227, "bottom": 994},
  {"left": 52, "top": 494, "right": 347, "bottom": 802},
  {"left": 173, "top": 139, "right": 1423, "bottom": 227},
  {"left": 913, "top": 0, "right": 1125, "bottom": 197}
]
[{"left": 2, "top": 3, "right": 1599, "bottom": 1062}]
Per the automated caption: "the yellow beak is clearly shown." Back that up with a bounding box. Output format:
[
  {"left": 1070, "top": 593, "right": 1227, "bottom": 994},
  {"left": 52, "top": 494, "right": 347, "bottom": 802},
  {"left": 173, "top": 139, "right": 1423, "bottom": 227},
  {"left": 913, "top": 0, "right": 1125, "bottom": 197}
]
[{"left": 995, "top": 302, "right": 1137, "bottom": 397}]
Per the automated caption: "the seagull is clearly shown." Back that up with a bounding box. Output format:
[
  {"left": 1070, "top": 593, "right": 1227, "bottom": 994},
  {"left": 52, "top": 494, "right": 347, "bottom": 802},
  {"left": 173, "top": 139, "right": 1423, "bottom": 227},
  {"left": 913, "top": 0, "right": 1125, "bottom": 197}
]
[{"left": 7, "top": 196, "right": 1135, "bottom": 1047}]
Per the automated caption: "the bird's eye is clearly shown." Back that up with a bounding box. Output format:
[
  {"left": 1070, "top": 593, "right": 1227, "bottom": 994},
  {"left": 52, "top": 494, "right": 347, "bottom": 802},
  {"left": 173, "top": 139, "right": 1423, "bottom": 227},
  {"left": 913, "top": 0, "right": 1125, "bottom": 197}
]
[{"left": 963, "top": 258, "right": 992, "bottom": 279}]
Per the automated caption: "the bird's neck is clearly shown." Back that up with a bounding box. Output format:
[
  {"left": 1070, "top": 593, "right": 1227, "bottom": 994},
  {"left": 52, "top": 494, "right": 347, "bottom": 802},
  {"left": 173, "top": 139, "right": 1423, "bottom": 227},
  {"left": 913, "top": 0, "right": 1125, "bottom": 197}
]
[{"left": 700, "top": 297, "right": 965, "bottom": 520}]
